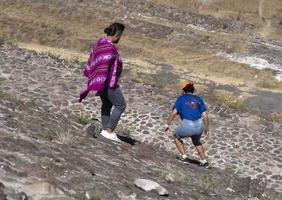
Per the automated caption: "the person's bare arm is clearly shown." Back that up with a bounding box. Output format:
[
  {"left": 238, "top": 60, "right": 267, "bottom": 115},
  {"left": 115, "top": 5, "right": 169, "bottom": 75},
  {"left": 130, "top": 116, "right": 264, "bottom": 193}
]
[
  {"left": 165, "top": 109, "right": 178, "bottom": 132},
  {"left": 202, "top": 111, "right": 210, "bottom": 138}
]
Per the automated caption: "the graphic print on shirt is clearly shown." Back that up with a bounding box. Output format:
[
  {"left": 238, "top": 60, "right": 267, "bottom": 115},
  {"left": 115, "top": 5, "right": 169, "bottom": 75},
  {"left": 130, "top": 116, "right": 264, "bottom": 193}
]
[{"left": 185, "top": 100, "right": 198, "bottom": 109}]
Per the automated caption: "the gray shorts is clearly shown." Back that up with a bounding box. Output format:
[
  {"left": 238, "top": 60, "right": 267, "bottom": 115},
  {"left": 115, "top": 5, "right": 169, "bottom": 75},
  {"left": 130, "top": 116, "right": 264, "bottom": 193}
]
[{"left": 174, "top": 118, "right": 204, "bottom": 138}]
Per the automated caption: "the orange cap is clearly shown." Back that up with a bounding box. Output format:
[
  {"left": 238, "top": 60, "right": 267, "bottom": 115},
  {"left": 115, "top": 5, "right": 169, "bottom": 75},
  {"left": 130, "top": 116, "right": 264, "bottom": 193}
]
[{"left": 178, "top": 81, "right": 193, "bottom": 89}]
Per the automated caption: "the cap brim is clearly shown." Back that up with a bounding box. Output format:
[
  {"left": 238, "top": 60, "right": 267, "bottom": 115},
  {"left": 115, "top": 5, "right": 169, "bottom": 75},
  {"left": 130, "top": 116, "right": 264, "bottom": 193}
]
[{"left": 178, "top": 81, "right": 192, "bottom": 89}]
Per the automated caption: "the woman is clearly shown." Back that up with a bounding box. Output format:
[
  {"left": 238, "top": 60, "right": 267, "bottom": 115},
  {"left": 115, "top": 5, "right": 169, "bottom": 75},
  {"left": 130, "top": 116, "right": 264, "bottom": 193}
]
[
  {"left": 79, "top": 22, "right": 126, "bottom": 143},
  {"left": 165, "top": 81, "right": 210, "bottom": 168}
]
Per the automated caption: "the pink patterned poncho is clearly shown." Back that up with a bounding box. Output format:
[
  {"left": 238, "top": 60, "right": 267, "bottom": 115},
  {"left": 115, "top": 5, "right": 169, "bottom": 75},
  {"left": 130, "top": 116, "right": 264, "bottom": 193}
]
[{"left": 79, "top": 36, "right": 123, "bottom": 102}]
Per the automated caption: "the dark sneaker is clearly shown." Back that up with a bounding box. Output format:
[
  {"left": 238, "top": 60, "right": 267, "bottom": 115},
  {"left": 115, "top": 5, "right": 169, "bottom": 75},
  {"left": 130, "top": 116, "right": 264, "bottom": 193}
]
[{"left": 200, "top": 161, "right": 210, "bottom": 169}]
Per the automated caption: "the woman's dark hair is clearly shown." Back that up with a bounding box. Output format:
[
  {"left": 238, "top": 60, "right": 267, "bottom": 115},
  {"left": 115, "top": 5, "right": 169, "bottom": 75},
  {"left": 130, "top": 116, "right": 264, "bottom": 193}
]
[
  {"left": 104, "top": 22, "right": 125, "bottom": 36},
  {"left": 183, "top": 83, "right": 195, "bottom": 93}
]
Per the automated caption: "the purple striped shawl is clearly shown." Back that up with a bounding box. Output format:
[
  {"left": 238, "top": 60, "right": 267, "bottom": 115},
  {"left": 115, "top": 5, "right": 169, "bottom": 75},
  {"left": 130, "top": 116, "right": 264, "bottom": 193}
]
[{"left": 79, "top": 36, "right": 123, "bottom": 102}]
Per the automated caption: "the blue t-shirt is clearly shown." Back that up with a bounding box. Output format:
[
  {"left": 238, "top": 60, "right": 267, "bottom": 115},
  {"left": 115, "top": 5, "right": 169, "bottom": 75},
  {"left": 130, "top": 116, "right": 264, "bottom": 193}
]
[{"left": 174, "top": 94, "right": 206, "bottom": 121}]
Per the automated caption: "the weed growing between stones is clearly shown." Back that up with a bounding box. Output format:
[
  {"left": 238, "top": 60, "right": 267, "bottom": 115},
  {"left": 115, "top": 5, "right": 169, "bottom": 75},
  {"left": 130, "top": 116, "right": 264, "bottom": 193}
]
[
  {"left": 0, "top": 77, "right": 6, "bottom": 82},
  {"left": 194, "top": 174, "right": 215, "bottom": 197},
  {"left": 271, "top": 113, "right": 282, "bottom": 123},
  {"left": 74, "top": 193, "right": 88, "bottom": 200},
  {"left": 46, "top": 113, "right": 77, "bottom": 144},
  {"left": 216, "top": 94, "right": 245, "bottom": 110},
  {"left": 41, "top": 128, "right": 56, "bottom": 141},
  {"left": 164, "top": 162, "right": 187, "bottom": 183},
  {"left": 73, "top": 114, "right": 91, "bottom": 125},
  {"left": 71, "top": 56, "right": 82, "bottom": 64},
  {"left": 90, "top": 185, "right": 101, "bottom": 200},
  {"left": 0, "top": 91, "right": 6, "bottom": 98},
  {"left": 56, "top": 123, "right": 74, "bottom": 144},
  {"left": 149, "top": 169, "right": 163, "bottom": 178},
  {"left": 224, "top": 164, "right": 237, "bottom": 175},
  {"left": 74, "top": 185, "right": 101, "bottom": 200},
  {"left": 46, "top": 52, "right": 61, "bottom": 60},
  {"left": 39, "top": 158, "right": 67, "bottom": 177},
  {"left": 39, "top": 157, "right": 56, "bottom": 171},
  {"left": 220, "top": 164, "right": 238, "bottom": 188},
  {"left": 0, "top": 37, "right": 5, "bottom": 46},
  {"left": 211, "top": 92, "right": 282, "bottom": 122},
  {"left": 127, "top": 124, "right": 137, "bottom": 135},
  {"left": 0, "top": 91, "right": 22, "bottom": 105},
  {"left": 242, "top": 105, "right": 282, "bottom": 123},
  {"left": 152, "top": 77, "right": 167, "bottom": 89}
]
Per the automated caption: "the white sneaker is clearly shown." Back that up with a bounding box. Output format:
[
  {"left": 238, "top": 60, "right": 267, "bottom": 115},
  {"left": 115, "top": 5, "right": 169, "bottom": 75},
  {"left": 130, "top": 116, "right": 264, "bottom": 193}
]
[
  {"left": 176, "top": 154, "right": 189, "bottom": 164},
  {"left": 111, "top": 133, "right": 122, "bottom": 143},
  {"left": 181, "top": 154, "right": 187, "bottom": 160},
  {"left": 100, "top": 130, "right": 121, "bottom": 143}
]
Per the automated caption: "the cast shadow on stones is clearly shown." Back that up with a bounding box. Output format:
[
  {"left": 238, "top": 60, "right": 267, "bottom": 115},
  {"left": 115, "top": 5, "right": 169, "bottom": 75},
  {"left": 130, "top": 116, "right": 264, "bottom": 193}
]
[{"left": 117, "top": 135, "right": 141, "bottom": 145}]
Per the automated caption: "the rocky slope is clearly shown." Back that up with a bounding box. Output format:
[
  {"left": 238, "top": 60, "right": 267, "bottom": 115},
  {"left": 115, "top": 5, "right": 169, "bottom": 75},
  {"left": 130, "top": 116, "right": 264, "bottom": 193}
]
[
  {"left": 1, "top": 0, "right": 282, "bottom": 121},
  {"left": 0, "top": 1, "right": 282, "bottom": 199},
  {"left": 0, "top": 42, "right": 282, "bottom": 199}
]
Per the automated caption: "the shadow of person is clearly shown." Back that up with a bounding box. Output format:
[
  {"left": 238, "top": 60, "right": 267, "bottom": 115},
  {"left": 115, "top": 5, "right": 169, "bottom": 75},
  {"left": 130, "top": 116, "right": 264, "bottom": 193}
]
[
  {"left": 116, "top": 135, "right": 141, "bottom": 145},
  {"left": 177, "top": 156, "right": 201, "bottom": 166},
  {"left": 185, "top": 158, "right": 201, "bottom": 165}
]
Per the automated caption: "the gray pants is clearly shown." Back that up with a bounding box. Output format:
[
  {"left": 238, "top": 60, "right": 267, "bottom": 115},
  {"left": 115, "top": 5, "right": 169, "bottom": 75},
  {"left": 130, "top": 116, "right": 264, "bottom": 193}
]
[{"left": 99, "top": 88, "right": 126, "bottom": 130}]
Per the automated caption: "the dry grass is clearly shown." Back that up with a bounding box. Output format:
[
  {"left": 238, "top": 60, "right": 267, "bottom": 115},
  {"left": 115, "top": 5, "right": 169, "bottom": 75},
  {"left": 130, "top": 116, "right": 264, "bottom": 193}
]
[
  {"left": 56, "top": 123, "right": 75, "bottom": 144},
  {"left": 201, "top": 0, "right": 282, "bottom": 40},
  {"left": 256, "top": 76, "right": 282, "bottom": 89},
  {"left": 271, "top": 113, "right": 282, "bottom": 123},
  {"left": 155, "top": 0, "right": 204, "bottom": 12},
  {"left": 0, "top": 0, "right": 102, "bottom": 51},
  {"left": 18, "top": 43, "right": 88, "bottom": 62},
  {"left": 207, "top": 0, "right": 259, "bottom": 14},
  {"left": 0, "top": 36, "right": 5, "bottom": 45},
  {"left": 1, "top": 0, "right": 282, "bottom": 95},
  {"left": 213, "top": 90, "right": 246, "bottom": 110},
  {"left": 155, "top": 0, "right": 282, "bottom": 40}
]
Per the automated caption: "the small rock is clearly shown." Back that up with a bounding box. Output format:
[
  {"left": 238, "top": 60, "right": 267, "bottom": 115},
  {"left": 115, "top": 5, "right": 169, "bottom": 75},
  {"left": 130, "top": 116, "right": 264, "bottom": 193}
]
[
  {"left": 164, "top": 173, "right": 175, "bottom": 183},
  {"left": 134, "top": 179, "right": 169, "bottom": 196},
  {"left": 84, "top": 119, "right": 101, "bottom": 138},
  {"left": 85, "top": 190, "right": 100, "bottom": 200},
  {"left": 89, "top": 170, "right": 96, "bottom": 176},
  {"left": 238, "top": 112, "right": 251, "bottom": 117},
  {"left": 117, "top": 191, "right": 136, "bottom": 200},
  {"left": 114, "top": 125, "right": 131, "bottom": 137},
  {"left": 17, "top": 192, "right": 29, "bottom": 200},
  {"left": 226, "top": 187, "right": 235, "bottom": 193}
]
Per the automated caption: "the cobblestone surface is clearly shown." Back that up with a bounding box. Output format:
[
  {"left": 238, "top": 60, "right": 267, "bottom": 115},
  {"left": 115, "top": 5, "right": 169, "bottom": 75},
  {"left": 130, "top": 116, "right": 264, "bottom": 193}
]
[{"left": 0, "top": 44, "right": 281, "bottom": 193}]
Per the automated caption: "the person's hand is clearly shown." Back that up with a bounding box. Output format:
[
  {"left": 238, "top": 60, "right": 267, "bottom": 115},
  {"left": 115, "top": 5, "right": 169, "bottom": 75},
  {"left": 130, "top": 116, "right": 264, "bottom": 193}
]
[
  {"left": 204, "top": 130, "right": 210, "bottom": 139},
  {"left": 164, "top": 125, "right": 170, "bottom": 136}
]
